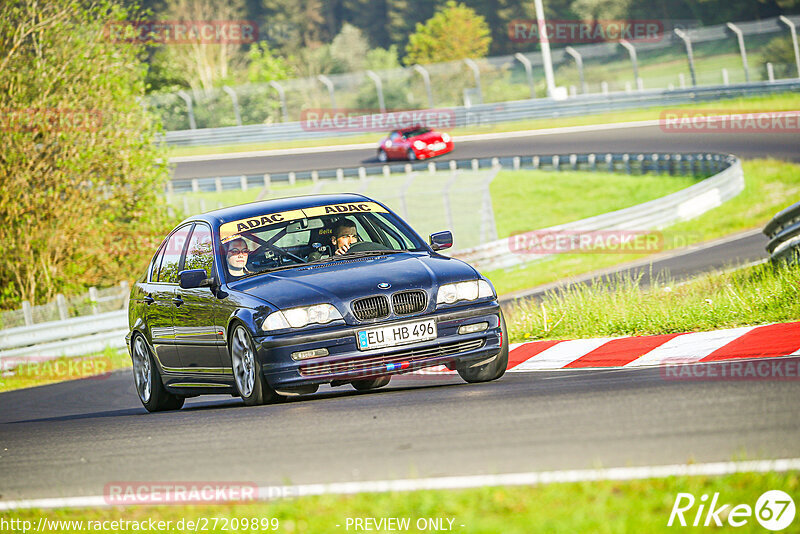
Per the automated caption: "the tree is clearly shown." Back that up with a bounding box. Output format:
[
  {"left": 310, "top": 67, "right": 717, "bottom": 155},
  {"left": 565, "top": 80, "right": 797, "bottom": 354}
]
[
  {"left": 0, "top": 0, "right": 171, "bottom": 308},
  {"left": 404, "top": 1, "right": 491, "bottom": 65},
  {"left": 246, "top": 42, "right": 291, "bottom": 83}
]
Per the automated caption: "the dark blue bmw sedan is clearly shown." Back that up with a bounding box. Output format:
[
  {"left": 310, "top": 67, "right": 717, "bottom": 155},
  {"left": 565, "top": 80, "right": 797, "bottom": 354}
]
[{"left": 126, "top": 193, "right": 507, "bottom": 412}]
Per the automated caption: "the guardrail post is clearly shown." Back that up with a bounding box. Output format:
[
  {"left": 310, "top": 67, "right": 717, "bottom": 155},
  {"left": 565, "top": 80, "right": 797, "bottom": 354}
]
[
  {"left": 89, "top": 287, "right": 99, "bottom": 315},
  {"left": 176, "top": 90, "right": 197, "bottom": 130},
  {"left": 222, "top": 86, "right": 243, "bottom": 127},
  {"left": 382, "top": 165, "right": 391, "bottom": 178},
  {"left": 318, "top": 75, "right": 337, "bottom": 109},
  {"left": 513, "top": 53, "right": 537, "bottom": 99},
  {"left": 215, "top": 178, "right": 223, "bottom": 193},
  {"left": 513, "top": 156, "right": 520, "bottom": 170},
  {"left": 533, "top": 156, "right": 540, "bottom": 170},
  {"left": 565, "top": 47, "right": 587, "bottom": 94},
  {"left": 651, "top": 153, "right": 660, "bottom": 175},
  {"left": 471, "top": 159, "right": 479, "bottom": 171},
  {"left": 263, "top": 173, "right": 271, "bottom": 190},
  {"left": 22, "top": 300, "right": 33, "bottom": 326},
  {"left": 289, "top": 171, "right": 296, "bottom": 185},
  {"left": 412, "top": 65, "right": 435, "bottom": 108},
  {"left": 726, "top": 23, "right": 750, "bottom": 83},
  {"left": 428, "top": 162, "right": 437, "bottom": 173},
  {"left": 269, "top": 81, "right": 289, "bottom": 122},
  {"left": 336, "top": 169, "right": 343, "bottom": 183},
  {"left": 404, "top": 163, "right": 412, "bottom": 174},
  {"left": 449, "top": 160, "right": 458, "bottom": 172},
  {"left": 637, "top": 154, "right": 646, "bottom": 174},
  {"left": 623, "top": 154, "right": 631, "bottom": 174},
  {"left": 56, "top": 294, "right": 68, "bottom": 320},
  {"left": 463, "top": 58, "right": 483, "bottom": 105},
  {"left": 191, "top": 179, "right": 199, "bottom": 193},
  {"left": 311, "top": 170, "right": 319, "bottom": 183},
  {"left": 619, "top": 39, "right": 642, "bottom": 91},
  {"left": 779, "top": 15, "right": 800, "bottom": 78},
  {"left": 366, "top": 70, "right": 386, "bottom": 113},
  {"left": 588, "top": 153, "right": 596, "bottom": 171},
  {"left": 722, "top": 68, "right": 729, "bottom": 85},
  {"left": 606, "top": 153, "right": 613, "bottom": 172},
  {"left": 240, "top": 175, "right": 248, "bottom": 191},
  {"left": 553, "top": 155, "right": 560, "bottom": 171},
  {"left": 674, "top": 29, "right": 697, "bottom": 87},
  {"left": 358, "top": 167, "right": 366, "bottom": 181},
  {"left": 569, "top": 154, "right": 577, "bottom": 170},
  {"left": 491, "top": 157, "right": 500, "bottom": 169},
  {"left": 120, "top": 280, "right": 130, "bottom": 310},
  {"left": 601, "top": 81, "right": 609, "bottom": 95},
  {"left": 767, "top": 63, "right": 775, "bottom": 82}
]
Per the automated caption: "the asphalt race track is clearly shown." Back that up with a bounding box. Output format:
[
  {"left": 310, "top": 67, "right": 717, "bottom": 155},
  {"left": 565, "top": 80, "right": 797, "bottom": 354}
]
[
  {"left": 171, "top": 123, "right": 800, "bottom": 179},
  {"left": 1, "top": 127, "right": 798, "bottom": 505},
  {"left": 2, "top": 360, "right": 799, "bottom": 501}
]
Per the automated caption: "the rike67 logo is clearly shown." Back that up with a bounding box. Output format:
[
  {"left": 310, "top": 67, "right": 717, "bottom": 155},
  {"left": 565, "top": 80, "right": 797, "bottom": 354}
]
[{"left": 668, "top": 490, "right": 795, "bottom": 530}]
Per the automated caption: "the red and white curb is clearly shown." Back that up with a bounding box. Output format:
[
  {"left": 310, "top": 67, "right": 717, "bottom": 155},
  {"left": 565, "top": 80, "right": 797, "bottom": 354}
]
[{"left": 414, "top": 322, "right": 800, "bottom": 374}]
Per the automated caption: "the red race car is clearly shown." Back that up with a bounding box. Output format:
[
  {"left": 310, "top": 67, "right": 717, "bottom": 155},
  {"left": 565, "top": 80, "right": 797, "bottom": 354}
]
[{"left": 377, "top": 125, "right": 453, "bottom": 162}]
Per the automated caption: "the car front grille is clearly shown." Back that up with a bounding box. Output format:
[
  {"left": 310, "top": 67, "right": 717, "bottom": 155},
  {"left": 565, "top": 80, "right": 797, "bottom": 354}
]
[
  {"left": 352, "top": 295, "right": 390, "bottom": 321},
  {"left": 299, "top": 338, "right": 485, "bottom": 377},
  {"left": 392, "top": 290, "right": 427, "bottom": 315}
]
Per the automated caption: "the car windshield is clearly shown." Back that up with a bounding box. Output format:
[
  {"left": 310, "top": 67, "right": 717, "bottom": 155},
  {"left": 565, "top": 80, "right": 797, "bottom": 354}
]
[
  {"left": 218, "top": 201, "right": 428, "bottom": 280},
  {"left": 403, "top": 127, "right": 430, "bottom": 138}
]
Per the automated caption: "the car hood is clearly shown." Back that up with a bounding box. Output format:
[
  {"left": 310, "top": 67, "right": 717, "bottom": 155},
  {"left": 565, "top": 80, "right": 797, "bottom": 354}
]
[
  {"left": 229, "top": 252, "right": 478, "bottom": 311},
  {"left": 409, "top": 131, "right": 443, "bottom": 143}
]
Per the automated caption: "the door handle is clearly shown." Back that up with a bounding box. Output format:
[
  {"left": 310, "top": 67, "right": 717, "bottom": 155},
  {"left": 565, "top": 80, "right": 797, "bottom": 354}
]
[
  {"left": 143, "top": 295, "right": 155, "bottom": 305},
  {"left": 173, "top": 296, "right": 184, "bottom": 307}
]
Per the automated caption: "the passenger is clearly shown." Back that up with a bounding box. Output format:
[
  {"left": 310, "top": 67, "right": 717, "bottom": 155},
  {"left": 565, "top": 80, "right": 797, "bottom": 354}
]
[
  {"left": 224, "top": 237, "right": 251, "bottom": 279},
  {"left": 309, "top": 218, "right": 359, "bottom": 261}
]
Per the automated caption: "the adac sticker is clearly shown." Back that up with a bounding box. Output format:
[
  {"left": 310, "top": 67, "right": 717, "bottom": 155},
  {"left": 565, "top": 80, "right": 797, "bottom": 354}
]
[
  {"left": 219, "top": 209, "right": 306, "bottom": 242},
  {"left": 303, "top": 202, "right": 388, "bottom": 217}
]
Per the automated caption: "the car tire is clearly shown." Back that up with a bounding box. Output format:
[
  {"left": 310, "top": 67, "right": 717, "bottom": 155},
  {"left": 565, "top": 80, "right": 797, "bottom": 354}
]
[
  {"left": 457, "top": 311, "right": 509, "bottom": 383},
  {"left": 377, "top": 149, "right": 388, "bottom": 162},
  {"left": 351, "top": 375, "right": 391, "bottom": 391},
  {"left": 131, "top": 334, "right": 185, "bottom": 412},
  {"left": 230, "top": 324, "right": 282, "bottom": 406},
  {"left": 407, "top": 148, "right": 417, "bottom": 161}
]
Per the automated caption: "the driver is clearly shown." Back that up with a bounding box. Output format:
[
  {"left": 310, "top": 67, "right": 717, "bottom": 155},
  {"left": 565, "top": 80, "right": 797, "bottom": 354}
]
[
  {"left": 309, "top": 218, "right": 358, "bottom": 261},
  {"left": 224, "top": 237, "right": 251, "bottom": 279}
]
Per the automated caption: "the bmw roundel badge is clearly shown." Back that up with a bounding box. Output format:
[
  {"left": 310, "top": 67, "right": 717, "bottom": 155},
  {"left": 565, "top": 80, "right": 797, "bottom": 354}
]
[{"left": 378, "top": 282, "right": 391, "bottom": 289}]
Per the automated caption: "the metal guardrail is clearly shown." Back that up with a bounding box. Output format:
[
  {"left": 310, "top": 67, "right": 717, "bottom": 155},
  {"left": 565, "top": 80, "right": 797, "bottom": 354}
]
[
  {"left": 0, "top": 310, "right": 127, "bottom": 367},
  {"left": 450, "top": 153, "right": 744, "bottom": 271},
  {"left": 163, "top": 80, "right": 800, "bottom": 147},
  {"left": 764, "top": 201, "right": 800, "bottom": 262}
]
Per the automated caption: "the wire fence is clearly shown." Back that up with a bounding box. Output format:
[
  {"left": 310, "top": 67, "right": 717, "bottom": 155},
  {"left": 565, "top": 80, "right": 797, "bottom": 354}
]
[{"left": 149, "top": 15, "right": 800, "bottom": 131}]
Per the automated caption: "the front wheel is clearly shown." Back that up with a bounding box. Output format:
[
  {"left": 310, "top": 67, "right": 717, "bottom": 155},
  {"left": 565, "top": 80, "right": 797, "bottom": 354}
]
[
  {"left": 131, "top": 334, "right": 185, "bottom": 412},
  {"left": 377, "top": 149, "right": 388, "bottom": 162},
  {"left": 457, "top": 311, "right": 509, "bottom": 383},
  {"left": 230, "top": 324, "right": 282, "bottom": 406},
  {"left": 407, "top": 148, "right": 417, "bottom": 161}
]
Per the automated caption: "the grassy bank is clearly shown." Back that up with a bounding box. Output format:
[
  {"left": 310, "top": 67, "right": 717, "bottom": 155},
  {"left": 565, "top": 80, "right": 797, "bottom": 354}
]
[
  {"left": 487, "top": 158, "right": 800, "bottom": 296},
  {"left": 4, "top": 470, "right": 796, "bottom": 533},
  {"left": 167, "top": 91, "right": 800, "bottom": 157}
]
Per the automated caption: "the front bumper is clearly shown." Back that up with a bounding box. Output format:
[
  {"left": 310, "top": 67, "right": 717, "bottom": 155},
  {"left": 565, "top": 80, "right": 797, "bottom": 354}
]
[
  {"left": 254, "top": 301, "right": 501, "bottom": 387},
  {"left": 413, "top": 141, "right": 454, "bottom": 159}
]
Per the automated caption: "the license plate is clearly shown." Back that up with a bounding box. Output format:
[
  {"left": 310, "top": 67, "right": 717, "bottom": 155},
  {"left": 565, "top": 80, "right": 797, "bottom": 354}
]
[
  {"left": 429, "top": 141, "right": 446, "bottom": 151},
  {"left": 357, "top": 319, "right": 437, "bottom": 351}
]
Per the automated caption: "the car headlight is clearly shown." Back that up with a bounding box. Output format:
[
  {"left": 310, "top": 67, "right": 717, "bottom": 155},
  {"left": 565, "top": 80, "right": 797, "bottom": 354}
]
[
  {"left": 413, "top": 140, "right": 426, "bottom": 149},
  {"left": 436, "top": 280, "right": 495, "bottom": 304},
  {"left": 442, "top": 133, "right": 450, "bottom": 142},
  {"left": 262, "top": 304, "right": 342, "bottom": 331}
]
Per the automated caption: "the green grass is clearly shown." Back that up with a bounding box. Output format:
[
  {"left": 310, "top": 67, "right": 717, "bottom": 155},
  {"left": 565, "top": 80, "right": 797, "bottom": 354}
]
[
  {"left": 505, "top": 259, "right": 800, "bottom": 343},
  {"left": 486, "top": 158, "right": 800, "bottom": 296},
  {"left": 0, "top": 347, "right": 129, "bottom": 393},
  {"left": 167, "top": 92, "right": 800, "bottom": 157},
  {"left": 4, "top": 470, "right": 796, "bottom": 533}
]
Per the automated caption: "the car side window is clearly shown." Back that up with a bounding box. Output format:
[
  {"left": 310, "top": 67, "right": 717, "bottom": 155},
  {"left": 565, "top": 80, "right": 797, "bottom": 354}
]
[
  {"left": 389, "top": 131, "right": 400, "bottom": 141},
  {"left": 183, "top": 224, "right": 214, "bottom": 277},
  {"left": 158, "top": 225, "right": 192, "bottom": 283},
  {"left": 149, "top": 243, "right": 167, "bottom": 282}
]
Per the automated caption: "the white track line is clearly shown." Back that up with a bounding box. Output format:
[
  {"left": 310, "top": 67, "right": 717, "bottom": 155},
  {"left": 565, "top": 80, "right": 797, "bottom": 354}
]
[
  {"left": 624, "top": 326, "right": 758, "bottom": 368},
  {"left": 2, "top": 458, "right": 798, "bottom": 511},
  {"left": 512, "top": 337, "right": 614, "bottom": 371},
  {"left": 167, "top": 120, "right": 662, "bottom": 163}
]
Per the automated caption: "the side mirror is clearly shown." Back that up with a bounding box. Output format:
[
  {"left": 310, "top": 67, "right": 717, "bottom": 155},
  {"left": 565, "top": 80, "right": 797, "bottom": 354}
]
[
  {"left": 179, "top": 269, "right": 212, "bottom": 289},
  {"left": 429, "top": 231, "right": 453, "bottom": 251}
]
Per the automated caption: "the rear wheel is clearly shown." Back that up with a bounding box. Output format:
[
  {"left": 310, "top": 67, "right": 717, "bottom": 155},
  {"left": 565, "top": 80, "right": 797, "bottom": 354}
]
[
  {"left": 132, "top": 334, "right": 185, "bottom": 412},
  {"left": 457, "top": 311, "right": 509, "bottom": 383},
  {"left": 230, "top": 324, "right": 282, "bottom": 406},
  {"left": 352, "top": 375, "right": 391, "bottom": 391}
]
